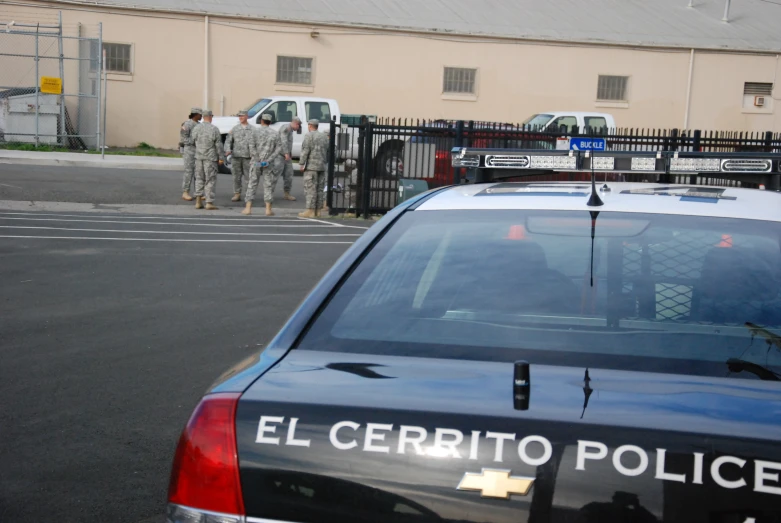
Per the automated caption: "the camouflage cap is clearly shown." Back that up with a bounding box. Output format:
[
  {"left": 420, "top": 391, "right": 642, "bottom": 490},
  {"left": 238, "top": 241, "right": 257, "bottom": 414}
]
[
  {"left": 202, "top": 109, "right": 213, "bottom": 117},
  {"left": 308, "top": 118, "right": 319, "bottom": 126},
  {"left": 191, "top": 107, "right": 203, "bottom": 114},
  {"left": 237, "top": 110, "right": 248, "bottom": 117},
  {"left": 260, "top": 113, "right": 273, "bottom": 121}
]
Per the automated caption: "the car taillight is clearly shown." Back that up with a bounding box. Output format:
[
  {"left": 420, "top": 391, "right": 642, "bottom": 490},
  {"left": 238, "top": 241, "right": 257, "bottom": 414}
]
[{"left": 167, "top": 393, "right": 245, "bottom": 523}]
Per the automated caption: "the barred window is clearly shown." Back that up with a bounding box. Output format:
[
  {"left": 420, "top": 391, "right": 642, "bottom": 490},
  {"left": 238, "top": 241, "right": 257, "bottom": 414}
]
[
  {"left": 443, "top": 67, "right": 477, "bottom": 94},
  {"left": 744, "top": 82, "right": 773, "bottom": 96},
  {"left": 597, "top": 75, "right": 628, "bottom": 101},
  {"left": 90, "top": 43, "right": 132, "bottom": 73},
  {"left": 276, "top": 56, "right": 313, "bottom": 85}
]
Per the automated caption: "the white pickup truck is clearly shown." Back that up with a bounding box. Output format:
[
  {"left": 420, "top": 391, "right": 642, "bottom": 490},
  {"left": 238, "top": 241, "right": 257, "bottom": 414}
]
[
  {"left": 212, "top": 96, "right": 404, "bottom": 176},
  {"left": 521, "top": 111, "right": 617, "bottom": 132},
  {"left": 212, "top": 96, "right": 337, "bottom": 158}
]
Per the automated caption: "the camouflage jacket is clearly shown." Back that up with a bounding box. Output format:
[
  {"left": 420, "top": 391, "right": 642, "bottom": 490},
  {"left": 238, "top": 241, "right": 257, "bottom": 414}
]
[
  {"left": 278, "top": 124, "right": 294, "bottom": 160},
  {"left": 180, "top": 119, "right": 198, "bottom": 148},
  {"left": 251, "top": 126, "right": 282, "bottom": 164},
  {"left": 191, "top": 121, "right": 225, "bottom": 161},
  {"left": 300, "top": 130, "right": 328, "bottom": 171},
  {"left": 224, "top": 123, "right": 254, "bottom": 158}
]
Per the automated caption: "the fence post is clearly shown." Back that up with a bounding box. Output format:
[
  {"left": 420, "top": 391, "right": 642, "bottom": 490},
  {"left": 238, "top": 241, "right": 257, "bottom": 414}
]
[
  {"left": 362, "top": 122, "right": 374, "bottom": 220},
  {"left": 34, "top": 24, "right": 40, "bottom": 147},
  {"left": 693, "top": 130, "right": 701, "bottom": 152},
  {"left": 454, "top": 120, "right": 465, "bottom": 185},
  {"left": 670, "top": 128, "right": 680, "bottom": 151},
  {"left": 356, "top": 117, "right": 366, "bottom": 216},
  {"left": 101, "top": 48, "right": 107, "bottom": 158},
  {"left": 764, "top": 131, "right": 773, "bottom": 153},
  {"left": 96, "top": 23, "right": 102, "bottom": 152},
  {"left": 326, "top": 115, "right": 337, "bottom": 214},
  {"left": 57, "top": 12, "right": 65, "bottom": 146}
]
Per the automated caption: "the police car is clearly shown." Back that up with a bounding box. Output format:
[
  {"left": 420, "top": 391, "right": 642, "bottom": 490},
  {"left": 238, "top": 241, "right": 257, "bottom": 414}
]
[{"left": 167, "top": 147, "right": 781, "bottom": 523}]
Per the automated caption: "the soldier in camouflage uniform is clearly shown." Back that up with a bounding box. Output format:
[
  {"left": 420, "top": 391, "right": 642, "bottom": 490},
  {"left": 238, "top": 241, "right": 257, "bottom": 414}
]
[
  {"left": 243, "top": 113, "right": 282, "bottom": 216},
  {"left": 299, "top": 119, "right": 329, "bottom": 218},
  {"left": 179, "top": 107, "right": 202, "bottom": 201},
  {"left": 223, "top": 110, "right": 254, "bottom": 203},
  {"left": 190, "top": 109, "right": 225, "bottom": 210},
  {"left": 276, "top": 117, "right": 301, "bottom": 201}
]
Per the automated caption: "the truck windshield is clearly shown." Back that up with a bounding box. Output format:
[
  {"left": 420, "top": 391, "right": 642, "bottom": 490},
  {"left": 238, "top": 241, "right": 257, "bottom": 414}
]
[
  {"left": 522, "top": 114, "right": 554, "bottom": 128},
  {"left": 242, "top": 98, "right": 271, "bottom": 118},
  {"left": 298, "top": 209, "right": 781, "bottom": 380}
]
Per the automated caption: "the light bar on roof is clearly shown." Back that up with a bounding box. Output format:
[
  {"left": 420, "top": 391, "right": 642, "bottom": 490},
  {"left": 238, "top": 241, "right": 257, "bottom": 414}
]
[
  {"left": 529, "top": 156, "right": 578, "bottom": 170},
  {"left": 631, "top": 157, "right": 657, "bottom": 171},
  {"left": 592, "top": 157, "right": 615, "bottom": 170},
  {"left": 721, "top": 159, "right": 772, "bottom": 173},
  {"left": 669, "top": 158, "right": 721, "bottom": 172},
  {"left": 485, "top": 155, "right": 531, "bottom": 168}
]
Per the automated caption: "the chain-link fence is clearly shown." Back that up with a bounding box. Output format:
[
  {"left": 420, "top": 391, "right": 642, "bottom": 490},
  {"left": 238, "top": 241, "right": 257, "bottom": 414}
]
[{"left": 0, "top": 13, "right": 103, "bottom": 150}]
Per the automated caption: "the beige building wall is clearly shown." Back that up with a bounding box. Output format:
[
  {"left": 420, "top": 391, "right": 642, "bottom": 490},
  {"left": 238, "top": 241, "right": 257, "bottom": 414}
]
[{"left": 3, "top": 1, "right": 780, "bottom": 149}]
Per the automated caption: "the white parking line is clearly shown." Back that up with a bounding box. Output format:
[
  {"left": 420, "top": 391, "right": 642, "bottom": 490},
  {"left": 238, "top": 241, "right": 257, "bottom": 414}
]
[
  {"left": 0, "top": 211, "right": 307, "bottom": 223},
  {"left": 0, "top": 225, "right": 362, "bottom": 237},
  {"left": 0, "top": 216, "right": 338, "bottom": 228},
  {"left": 0, "top": 235, "right": 354, "bottom": 244}
]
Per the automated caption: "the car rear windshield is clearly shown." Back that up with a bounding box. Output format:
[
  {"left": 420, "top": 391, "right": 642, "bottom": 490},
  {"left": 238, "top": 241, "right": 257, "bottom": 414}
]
[
  {"left": 522, "top": 114, "right": 554, "bottom": 128},
  {"left": 298, "top": 210, "right": 781, "bottom": 379}
]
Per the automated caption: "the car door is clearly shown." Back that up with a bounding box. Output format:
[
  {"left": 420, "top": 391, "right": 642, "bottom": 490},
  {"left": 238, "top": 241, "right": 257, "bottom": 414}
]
[
  {"left": 547, "top": 115, "right": 578, "bottom": 134},
  {"left": 252, "top": 99, "right": 303, "bottom": 157}
]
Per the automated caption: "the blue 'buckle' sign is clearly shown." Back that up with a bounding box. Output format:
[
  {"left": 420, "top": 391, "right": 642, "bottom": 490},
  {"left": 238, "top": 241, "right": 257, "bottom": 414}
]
[{"left": 570, "top": 138, "right": 606, "bottom": 151}]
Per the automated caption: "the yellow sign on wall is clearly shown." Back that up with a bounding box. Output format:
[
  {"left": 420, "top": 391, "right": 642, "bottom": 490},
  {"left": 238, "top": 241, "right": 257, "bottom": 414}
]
[{"left": 40, "top": 76, "right": 62, "bottom": 95}]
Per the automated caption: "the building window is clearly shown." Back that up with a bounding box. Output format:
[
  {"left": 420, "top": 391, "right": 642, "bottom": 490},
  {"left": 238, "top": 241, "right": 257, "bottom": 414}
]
[
  {"left": 443, "top": 67, "right": 476, "bottom": 94},
  {"left": 90, "top": 42, "right": 132, "bottom": 73},
  {"left": 276, "top": 56, "right": 313, "bottom": 85},
  {"left": 597, "top": 75, "right": 628, "bottom": 101},
  {"left": 744, "top": 82, "right": 773, "bottom": 96}
]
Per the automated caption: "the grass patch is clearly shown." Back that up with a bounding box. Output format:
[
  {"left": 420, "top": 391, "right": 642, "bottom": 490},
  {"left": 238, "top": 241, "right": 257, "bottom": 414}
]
[
  {"left": 0, "top": 143, "right": 71, "bottom": 153},
  {"left": 0, "top": 142, "right": 178, "bottom": 157},
  {"left": 86, "top": 149, "right": 180, "bottom": 158}
]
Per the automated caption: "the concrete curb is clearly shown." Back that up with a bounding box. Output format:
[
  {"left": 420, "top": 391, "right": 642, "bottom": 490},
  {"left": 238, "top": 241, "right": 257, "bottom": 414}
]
[{"left": 0, "top": 150, "right": 183, "bottom": 171}]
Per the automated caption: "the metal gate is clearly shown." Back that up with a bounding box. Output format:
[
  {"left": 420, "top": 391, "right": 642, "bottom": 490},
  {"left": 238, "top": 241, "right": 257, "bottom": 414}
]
[
  {"left": 325, "top": 117, "right": 781, "bottom": 217},
  {"left": 0, "top": 13, "right": 104, "bottom": 150}
]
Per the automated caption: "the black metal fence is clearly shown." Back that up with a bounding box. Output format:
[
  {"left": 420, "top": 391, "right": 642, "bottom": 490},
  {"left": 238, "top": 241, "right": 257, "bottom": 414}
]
[{"left": 325, "top": 117, "right": 781, "bottom": 216}]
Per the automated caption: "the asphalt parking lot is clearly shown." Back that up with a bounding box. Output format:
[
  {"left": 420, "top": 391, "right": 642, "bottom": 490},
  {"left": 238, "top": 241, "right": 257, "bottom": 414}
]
[
  {"left": 0, "top": 206, "right": 367, "bottom": 522},
  {"left": 0, "top": 163, "right": 306, "bottom": 209}
]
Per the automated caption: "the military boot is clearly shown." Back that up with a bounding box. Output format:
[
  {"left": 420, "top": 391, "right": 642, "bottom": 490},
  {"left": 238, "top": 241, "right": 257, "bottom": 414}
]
[
  {"left": 298, "top": 209, "right": 316, "bottom": 218},
  {"left": 195, "top": 196, "right": 204, "bottom": 209},
  {"left": 205, "top": 202, "right": 218, "bottom": 210},
  {"left": 265, "top": 202, "right": 274, "bottom": 216},
  {"left": 283, "top": 192, "right": 296, "bottom": 201},
  {"left": 231, "top": 193, "right": 241, "bottom": 202},
  {"left": 241, "top": 202, "right": 252, "bottom": 215},
  {"left": 182, "top": 192, "right": 194, "bottom": 201}
]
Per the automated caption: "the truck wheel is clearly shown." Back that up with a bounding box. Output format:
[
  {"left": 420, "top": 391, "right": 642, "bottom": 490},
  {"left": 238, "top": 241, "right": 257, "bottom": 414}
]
[{"left": 374, "top": 141, "right": 404, "bottom": 179}]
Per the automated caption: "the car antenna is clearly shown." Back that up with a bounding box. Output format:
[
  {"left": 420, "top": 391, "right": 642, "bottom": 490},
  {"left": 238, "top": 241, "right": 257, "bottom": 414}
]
[
  {"left": 586, "top": 149, "right": 604, "bottom": 207},
  {"left": 589, "top": 210, "right": 599, "bottom": 287}
]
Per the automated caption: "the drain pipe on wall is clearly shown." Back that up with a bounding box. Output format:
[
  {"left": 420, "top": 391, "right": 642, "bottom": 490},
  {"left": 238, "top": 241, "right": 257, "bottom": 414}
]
[
  {"left": 204, "top": 15, "right": 209, "bottom": 110},
  {"left": 683, "top": 49, "right": 695, "bottom": 129}
]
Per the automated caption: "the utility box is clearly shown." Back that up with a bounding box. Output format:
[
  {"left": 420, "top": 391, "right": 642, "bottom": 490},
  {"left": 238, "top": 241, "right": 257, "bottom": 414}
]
[
  {"left": 0, "top": 88, "right": 60, "bottom": 145},
  {"left": 397, "top": 178, "right": 429, "bottom": 204}
]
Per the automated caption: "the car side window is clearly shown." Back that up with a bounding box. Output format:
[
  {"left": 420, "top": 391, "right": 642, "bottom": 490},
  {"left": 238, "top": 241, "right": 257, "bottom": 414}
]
[
  {"left": 549, "top": 116, "right": 578, "bottom": 133},
  {"left": 260, "top": 101, "right": 297, "bottom": 124},
  {"left": 306, "top": 102, "right": 331, "bottom": 123},
  {"left": 584, "top": 116, "right": 608, "bottom": 132}
]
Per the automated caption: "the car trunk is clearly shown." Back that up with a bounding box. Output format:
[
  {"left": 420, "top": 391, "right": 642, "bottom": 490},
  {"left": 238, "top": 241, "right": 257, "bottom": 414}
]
[{"left": 235, "top": 349, "right": 781, "bottom": 523}]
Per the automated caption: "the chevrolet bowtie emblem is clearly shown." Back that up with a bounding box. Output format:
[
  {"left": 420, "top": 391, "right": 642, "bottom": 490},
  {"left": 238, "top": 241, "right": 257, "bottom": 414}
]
[{"left": 457, "top": 469, "right": 535, "bottom": 499}]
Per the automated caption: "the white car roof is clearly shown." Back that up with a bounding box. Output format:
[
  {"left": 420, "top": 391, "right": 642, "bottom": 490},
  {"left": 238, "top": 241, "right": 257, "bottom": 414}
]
[
  {"left": 538, "top": 112, "right": 614, "bottom": 118},
  {"left": 417, "top": 182, "right": 781, "bottom": 222}
]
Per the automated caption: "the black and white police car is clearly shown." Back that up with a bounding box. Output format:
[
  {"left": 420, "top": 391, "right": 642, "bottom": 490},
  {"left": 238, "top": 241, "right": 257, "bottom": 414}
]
[{"left": 167, "top": 148, "right": 781, "bottom": 523}]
